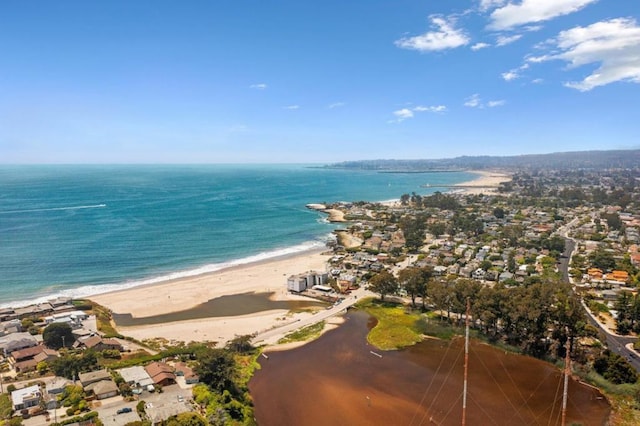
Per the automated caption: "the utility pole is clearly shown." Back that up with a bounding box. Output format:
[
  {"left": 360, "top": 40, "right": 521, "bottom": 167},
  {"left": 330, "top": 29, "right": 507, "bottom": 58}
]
[
  {"left": 561, "top": 334, "right": 571, "bottom": 426},
  {"left": 462, "top": 298, "right": 470, "bottom": 426}
]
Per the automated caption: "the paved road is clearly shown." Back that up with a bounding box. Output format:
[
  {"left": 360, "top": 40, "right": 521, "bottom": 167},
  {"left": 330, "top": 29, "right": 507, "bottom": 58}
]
[
  {"left": 580, "top": 300, "right": 640, "bottom": 370},
  {"left": 557, "top": 226, "right": 640, "bottom": 371},
  {"left": 251, "top": 286, "right": 373, "bottom": 346}
]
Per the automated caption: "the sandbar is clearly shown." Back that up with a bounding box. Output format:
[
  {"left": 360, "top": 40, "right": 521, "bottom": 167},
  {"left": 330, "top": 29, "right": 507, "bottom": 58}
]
[{"left": 89, "top": 250, "right": 331, "bottom": 344}]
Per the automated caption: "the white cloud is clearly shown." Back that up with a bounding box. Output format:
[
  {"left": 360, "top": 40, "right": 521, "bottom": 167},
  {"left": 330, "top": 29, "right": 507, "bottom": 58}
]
[
  {"left": 393, "top": 108, "right": 414, "bottom": 121},
  {"left": 328, "top": 102, "right": 345, "bottom": 109},
  {"left": 250, "top": 83, "right": 268, "bottom": 90},
  {"left": 395, "top": 15, "right": 470, "bottom": 52},
  {"left": 464, "top": 94, "right": 481, "bottom": 108},
  {"left": 464, "top": 94, "right": 506, "bottom": 108},
  {"left": 502, "top": 70, "right": 519, "bottom": 81},
  {"left": 529, "top": 17, "right": 640, "bottom": 91},
  {"left": 284, "top": 105, "right": 300, "bottom": 110},
  {"left": 487, "top": 100, "right": 506, "bottom": 107},
  {"left": 471, "top": 42, "right": 491, "bottom": 50},
  {"left": 532, "top": 78, "right": 544, "bottom": 84},
  {"left": 479, "top": 0, "right": 506, "bottom": 12},
  {"left": 414, "top": 105, "right": 447, "bottom": 113},
  {"left": 391, "top": 105, "right": 447, "bottom": 122},
  {"left": 496, "top": 34, "right": 522, "bottom": 46},
  {"left": 488, "top": 0, "right": 598, "bottom": 30}
]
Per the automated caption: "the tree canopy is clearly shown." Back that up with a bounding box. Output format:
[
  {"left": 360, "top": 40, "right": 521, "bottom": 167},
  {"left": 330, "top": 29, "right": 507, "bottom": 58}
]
[
  {"left": 43, "top": 322, "right": 75, "bottom": 349},
  {"left": 368, "top": 270, "right": 398, "bottom": 301}
]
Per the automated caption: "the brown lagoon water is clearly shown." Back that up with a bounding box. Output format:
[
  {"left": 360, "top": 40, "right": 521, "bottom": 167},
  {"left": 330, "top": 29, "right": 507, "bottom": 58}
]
[{"left": 249, "top": 311, "right": 610, "bottom": 426}]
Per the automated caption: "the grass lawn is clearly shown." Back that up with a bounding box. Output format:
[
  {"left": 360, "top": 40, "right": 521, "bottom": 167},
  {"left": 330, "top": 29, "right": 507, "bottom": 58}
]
[
  {"left": 278, "top": 321, "right": 325, "bottom": 344},
  {"left": 357, "top": 297, "right": 423, "bottom": 350}
]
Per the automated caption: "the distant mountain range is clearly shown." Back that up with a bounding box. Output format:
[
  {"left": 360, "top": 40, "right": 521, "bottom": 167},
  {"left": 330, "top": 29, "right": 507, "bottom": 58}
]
[{"left": 327, "top": 149, "right": 640, "bottom": 171}]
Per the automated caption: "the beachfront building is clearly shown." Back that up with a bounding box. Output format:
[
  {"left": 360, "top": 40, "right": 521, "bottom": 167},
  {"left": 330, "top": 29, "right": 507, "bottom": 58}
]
[
  {"left": 44, "top": 310, "right": 89, "bottom": 327},
  {"left": 0, "top": 319, "right": 22, "bottom": 336},
  {"left": 11, "top": 384, "right": 42, "bottom": 411},
  {"left": 0, "top": 332, "right": 39, "bottom": 356},
  {"left": 287, "top": 270, "right": 329, "bottom": 293}
]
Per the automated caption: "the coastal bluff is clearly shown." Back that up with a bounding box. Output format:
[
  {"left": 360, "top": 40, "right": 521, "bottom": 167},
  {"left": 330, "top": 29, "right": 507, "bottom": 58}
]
[{"left": 306, "top": 203, "right": 346, "bottom": 222}]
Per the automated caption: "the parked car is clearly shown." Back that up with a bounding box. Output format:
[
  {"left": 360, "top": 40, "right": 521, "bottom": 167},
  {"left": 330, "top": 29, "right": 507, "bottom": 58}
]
[{"left": 117, "top": 407, "right": 132, "bottom": 414}]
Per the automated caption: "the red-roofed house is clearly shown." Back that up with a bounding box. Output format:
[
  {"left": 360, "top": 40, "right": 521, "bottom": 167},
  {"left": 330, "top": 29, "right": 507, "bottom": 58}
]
[
  {"left": 10, "top": 346, "right": 58, "bottom": 372},
  {"left": 145, "top": 362, "right": 176, "bottom": 386}
]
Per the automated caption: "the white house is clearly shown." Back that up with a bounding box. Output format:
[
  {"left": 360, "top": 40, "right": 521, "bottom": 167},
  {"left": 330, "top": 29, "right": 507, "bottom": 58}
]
[
  {"left": 118, "top": 365, "right": 155, "bottom": 388},
  {"left": 11, "top": 385, "right": 42, "bottom": 411}
]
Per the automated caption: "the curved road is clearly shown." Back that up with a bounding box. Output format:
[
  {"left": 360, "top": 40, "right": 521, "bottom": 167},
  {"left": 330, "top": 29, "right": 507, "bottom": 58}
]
[{"left": 558, "top": 231, "right": 640, "bottom": 371}]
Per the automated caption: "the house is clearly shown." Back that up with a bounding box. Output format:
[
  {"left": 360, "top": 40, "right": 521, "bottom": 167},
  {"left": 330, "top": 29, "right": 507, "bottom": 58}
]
[
  {"left": 433, "top": 266, "right": 448, "bottom": 276},
  {"left": 46, "top": 377, "right": 72, "bottom": 395},
  {"left": 0, "top": 319, "right": 22, "bottom": 337},
  {"left": 11, "top": 385, "right": 42, "bottom": 411},
  {"left": 85, "top": 380, "right": 119, "bottom": 400},
  {"left": 499, "top": 272, "right": 514, "bottom": 283},
  {"left": 118, "top": 365, "right": 155, "bottom": 388},
  {"left": 587, "top": 268, "right": 604, "bottom": 280},
  {"left": 76, "top": 335, "right": 123, "bottom": 352},
  {"left": 174, "top": 362, "right": 200, "bottom": 384},
  {"left": 607, "top": 270, "right": 630, "bottom": 283},
  {"left": 44, "top": 310, "right": 89, "bottom": 327},
  {"left": 79, "top": 369, "right": 112, "bottom": 387},
  {"left": 472, "top": 268, "right": 486, "bottom": 280},
  {"left": 145, "top": 362, "right": 176, "bottom": 386},
  {"left": 79, "top": 369, "right": 119, "bottom": 400},
  {"left": 0, "top": 332, "right": 39, "bottom": 356},
  {"left": 10, "top": 345, "right": 58, "bottom": 372}
]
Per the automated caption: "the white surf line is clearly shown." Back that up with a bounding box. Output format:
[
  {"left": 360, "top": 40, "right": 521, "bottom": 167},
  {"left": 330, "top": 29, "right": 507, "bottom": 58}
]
[{"left": 0, "top": 204, "right": 107, "bottom": 214}]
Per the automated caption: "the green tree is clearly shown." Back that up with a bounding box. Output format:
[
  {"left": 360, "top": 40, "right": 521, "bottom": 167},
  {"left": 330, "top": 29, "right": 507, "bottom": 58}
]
[
  {"left": 492, "top": 207, "right": 505, "bottom": 219},
  {"left": 194, "top": 348, "right": 237, "bottom": 394},
  {"left": 164, "top": 412, "right": 207, "bottom": 426},
  {"left": 226, "top": 335, "right": 254, "bottom": 354},
  {"left": 42, "top": 322, "right": 75, "bottom": 349},
  {"left": 50, "top": 351, "right": 98, "bottom": 379},
  {"left": 589, "top": 247, "right": 616, "bottom": 271},
  {"left": 399, "top": 215, "right": 427, "bottom": 252},
  {"left": 368, "top": 270, "right": 398, "bottom": 301},
  {"left": 0, "top": 393, "right": 13, "bottom": 420},
  {"left": 398, "top": 267, "right": 427, "bottom": 308}
]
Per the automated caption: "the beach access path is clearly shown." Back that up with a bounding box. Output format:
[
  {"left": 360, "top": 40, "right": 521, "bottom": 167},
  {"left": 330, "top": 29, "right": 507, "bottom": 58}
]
[{"left": 252, "top": 286, "right": 374, "bottom": 346}]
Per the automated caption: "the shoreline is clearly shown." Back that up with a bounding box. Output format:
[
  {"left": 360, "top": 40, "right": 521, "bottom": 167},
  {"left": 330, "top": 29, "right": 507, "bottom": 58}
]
[
  {"left": 88, "top": 248, "right": 332, "bottom": 345},
  {"left": 452, "top": 169, "right": 511, "bottom": 195},
  {"left": 0, "top": 240, "right": 330, "bottom": 310}
]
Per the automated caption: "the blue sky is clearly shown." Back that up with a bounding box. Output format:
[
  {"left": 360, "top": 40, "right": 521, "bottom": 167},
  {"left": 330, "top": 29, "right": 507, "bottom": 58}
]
[{"left": 1, "top": 0, "right": 639, "bottom": 163}]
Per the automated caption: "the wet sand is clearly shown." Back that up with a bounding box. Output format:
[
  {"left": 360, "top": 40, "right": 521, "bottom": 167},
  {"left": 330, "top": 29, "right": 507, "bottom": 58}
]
[{"left": 250, "top": 311, "right": 610, "bottom": 426}]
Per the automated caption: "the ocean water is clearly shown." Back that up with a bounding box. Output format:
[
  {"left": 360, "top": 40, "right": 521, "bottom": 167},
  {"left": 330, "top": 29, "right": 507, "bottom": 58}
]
[{"left": 0, "top": 165, "right": 474, "bottom": 307}]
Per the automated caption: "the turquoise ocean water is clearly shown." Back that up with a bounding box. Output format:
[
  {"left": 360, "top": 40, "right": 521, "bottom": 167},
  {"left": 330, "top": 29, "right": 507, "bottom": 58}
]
[{"left": 0, "top": 165, "right": 474, "bottom": 307}]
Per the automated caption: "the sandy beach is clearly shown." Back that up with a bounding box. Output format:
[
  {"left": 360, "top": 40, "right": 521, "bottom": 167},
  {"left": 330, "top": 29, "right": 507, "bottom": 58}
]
[
  {"left": 89, "top": 250, "right": 331, "bottom": 345},
  {"left": 453, "top": 170, "right": 511, "bottom": 195}
]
